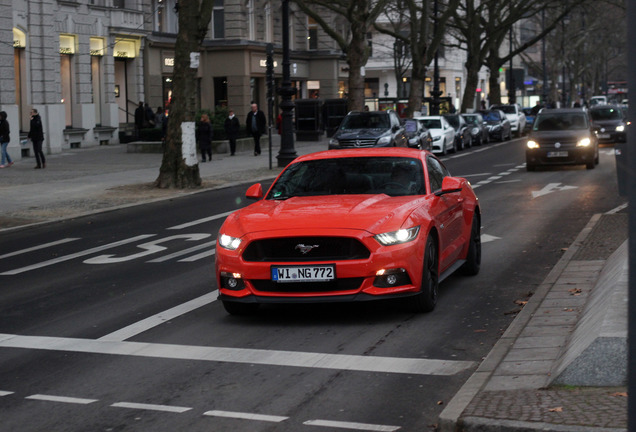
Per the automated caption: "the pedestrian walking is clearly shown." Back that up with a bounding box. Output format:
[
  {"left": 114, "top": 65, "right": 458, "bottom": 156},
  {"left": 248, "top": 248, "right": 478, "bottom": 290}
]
[
  {"left": 28, "top": 108, "right": 46, "bottom": 169},
  {"left": 224, "top": 110, "right": 240, "bottom": 156},
  {"left": 246, "top": 102, "right": 266, "bottom": 156},
  {"left": 144, "top": 103, "right": 155, "bottom": 127},
  {"left": 197, "top": 113, "right": 213, "bottom": 162},
  {"left": 0, "top": 111, "right": 13, "bottom": 168},
  {"left": 134, "top": 101, "right": 145, "bottom": 138},
  {"left": 154, "top": 106, "right": 166, "bottom": 130}
]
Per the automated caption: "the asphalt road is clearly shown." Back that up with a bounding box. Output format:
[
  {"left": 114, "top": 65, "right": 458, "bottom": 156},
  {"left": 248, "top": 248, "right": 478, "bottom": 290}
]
[{"left": 0, "top": 138, "right": 625, "bottom": 431}]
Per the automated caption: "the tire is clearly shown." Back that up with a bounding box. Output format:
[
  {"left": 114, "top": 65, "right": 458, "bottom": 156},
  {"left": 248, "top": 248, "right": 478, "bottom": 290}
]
[
  {"left": 410, "top": 236, "right": 439, "bottom": 313},
  {"left": 441, "top": 139, "right": 448, "bottom": 156},
  {"left": 526, "top": 164, "right": 536, "bottom": 171},
  {"left": 222, "top": 300, "right": 259, "bottom": 315},
  {"left": 460, "top": 214, "right": 481, "bottom": 276},
  {"left": 586, "top": 161, "right": 595, "bottom": 169}
]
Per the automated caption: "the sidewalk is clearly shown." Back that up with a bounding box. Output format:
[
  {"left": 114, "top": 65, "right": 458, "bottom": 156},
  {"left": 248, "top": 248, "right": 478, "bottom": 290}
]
[{"left": 0, "top": 134, "right": 629, "bottom": 431}]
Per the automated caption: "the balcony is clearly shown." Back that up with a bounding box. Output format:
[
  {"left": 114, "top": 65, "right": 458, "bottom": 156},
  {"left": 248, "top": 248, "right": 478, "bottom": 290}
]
[{"left": 110, "top": 9, "right": 146, "bottom": 31}]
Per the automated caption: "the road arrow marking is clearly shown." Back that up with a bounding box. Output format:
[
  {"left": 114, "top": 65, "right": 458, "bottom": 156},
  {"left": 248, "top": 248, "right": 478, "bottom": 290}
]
[
  {"left": 481, "top": 234, "right": 501, "bottom": 244},
  {"left": 531, "top": 183, "right": 578, "bottom": 199}
]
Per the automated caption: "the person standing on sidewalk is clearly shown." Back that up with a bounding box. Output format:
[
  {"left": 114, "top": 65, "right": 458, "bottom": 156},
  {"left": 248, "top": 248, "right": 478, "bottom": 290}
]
[
  {"left": 0, "top": 111, "right": 13, "bottom": 168},
  {"left": 28, "top": 108, "right": 45, "bottom": 169},
  {"left": 224, "top": 110, "right": 240, "bottom": 156},
  {"left": 197, "top": 113, "right": 214, "bottom": 162},
  {"left": 246, "top": 102, "right": 266, "bottom": 156}
]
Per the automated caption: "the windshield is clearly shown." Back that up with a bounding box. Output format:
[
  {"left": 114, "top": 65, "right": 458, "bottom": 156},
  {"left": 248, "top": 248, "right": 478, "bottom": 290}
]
[
  {"left": 534, "top": 113, "right": 588, "bottom": 131},
  {"left": 340, "top": 113, "right": 390, "bottom": 130},
  {"left": 420, "top": 119, "right": 441, "bottom": 129},
  {"left": 590, "top": 108, "right": 622, "bottom": 121},
  {"left": 445, "top": 116, "right": 459, "bottom": 128},
  {"left": 493, "top": 105, "right": 515, "bottom": 114},
  {"left": 267, "top": 157, "right": 426, "bottom": 198},
  {"left": 404, "top": 120, "right": 418, "bottom": 133},
  {"left": 482, "top": 111, "right": 500, "bottom": 122},
  {"left": 463, "top": 115, "right": 481, "bottom": 125}
]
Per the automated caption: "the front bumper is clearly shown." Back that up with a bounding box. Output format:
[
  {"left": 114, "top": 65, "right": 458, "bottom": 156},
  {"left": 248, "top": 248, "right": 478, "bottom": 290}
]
[{"left": 526, "top": 146, "right": 595, "bottom": 167}]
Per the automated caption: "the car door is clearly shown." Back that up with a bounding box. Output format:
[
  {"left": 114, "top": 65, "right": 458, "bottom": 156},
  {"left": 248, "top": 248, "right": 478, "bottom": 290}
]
[
  {"left": 441, "top": 117, "right": 454, "bottom": 152},
  {"left": 425, "top": 156, "right": 465, "bottom": 272}
]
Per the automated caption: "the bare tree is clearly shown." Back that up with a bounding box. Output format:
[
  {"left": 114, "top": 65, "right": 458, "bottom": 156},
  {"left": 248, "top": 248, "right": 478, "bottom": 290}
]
[
  {"left": 293, "top": 0, "right": 391, "bottom": 111},
  {"left": 375, "top": 0, "right": 458, "bottom": 117},
  {"left": 155, "top": 0, "right": 214, "bottom": 189}
]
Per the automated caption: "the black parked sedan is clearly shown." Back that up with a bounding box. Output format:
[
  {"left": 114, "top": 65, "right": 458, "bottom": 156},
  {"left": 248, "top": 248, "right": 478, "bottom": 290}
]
[
  {"left": 462, "top": 113, "right": 489, "bottom": 146},
  {"left": 403, "top": 118, "right": 433, "bottom": 150},
  {"left": 443, "top": 114, "right": 471, "bottom": 150},
  {"left": 526, "top": 108, "right": 599, "bottom": 171},
  {"left": 589, "top": 105, "right": 627, "bottom": 144},
  {"left": 481, "top": 109, "right": 512, "bottom": 142}
]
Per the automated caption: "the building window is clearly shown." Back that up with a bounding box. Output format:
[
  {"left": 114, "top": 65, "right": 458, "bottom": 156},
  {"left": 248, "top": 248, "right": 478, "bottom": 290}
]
[
  {"left": 212, "top": 0, "right": 224, "bottom": 39},
  {"left": 214, "top": 77, "right": 228, "bottom": 107},
  {"left": 60, "top": 54, "right": 73, "bottom": 128},
  {"left": 308, "top": 17, "right": 318, "bottom": 50},
  {"left": 247, "top": 0, "right": 255, "bottom": 40},
  {"left": 264, "top": 2, "right": 273, "bottom": 42}
]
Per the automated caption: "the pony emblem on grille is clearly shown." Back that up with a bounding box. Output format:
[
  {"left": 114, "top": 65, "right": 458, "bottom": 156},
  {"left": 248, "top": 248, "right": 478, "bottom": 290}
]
[{"left": 295, "top": 244, "right": 319, "bottom": 255}]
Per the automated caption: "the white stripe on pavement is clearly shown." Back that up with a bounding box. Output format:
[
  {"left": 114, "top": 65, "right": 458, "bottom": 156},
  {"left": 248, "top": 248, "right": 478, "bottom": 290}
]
[
  {"left": 0, "top": 238, "right": 80, "bottom": 260},
  {"left": 168, "top": 211, "right": 234, "bottom": 230},
  {"left": 98, "top": 292, "right": 218, "bottom": 341},
  {"left": 0, "top": 333, "right": 474, "bottom": 376},
  {"left": 204, "top": 410, "right": 288, "bottom": 423},
  {"left": 303, "top": 419, "right": 401, "bottom": 431},
  {"left": 111, "top": 402, "right": 192, "bottom": 413},
  {"left": 26, "top": 394, "right": 98, "bottom": 405}
]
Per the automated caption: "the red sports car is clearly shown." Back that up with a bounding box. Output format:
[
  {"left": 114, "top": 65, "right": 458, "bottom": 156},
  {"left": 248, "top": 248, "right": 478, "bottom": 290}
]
[{"left": 215, "top": 148, "right": 481, "bottom": 315}]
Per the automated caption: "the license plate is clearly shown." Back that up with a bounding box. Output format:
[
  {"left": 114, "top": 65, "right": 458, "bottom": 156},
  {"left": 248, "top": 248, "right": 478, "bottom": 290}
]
[
  {"left": 547, "top": 151, "right": 568, "bottom": 158},
  {"left": 272, "top": 265, "right": 335, "bottom": 283},
  {"left": 599, "top": 133, "right": 610, "bottom": 139}
]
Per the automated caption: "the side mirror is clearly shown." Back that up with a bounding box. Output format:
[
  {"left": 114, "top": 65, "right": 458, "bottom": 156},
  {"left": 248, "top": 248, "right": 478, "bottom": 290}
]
[
  {"left": 435, "top": 176, "right": 463, "bottom": 196},
  {"left": 246, "top": 183, "right": 263, "bottom": 200}
]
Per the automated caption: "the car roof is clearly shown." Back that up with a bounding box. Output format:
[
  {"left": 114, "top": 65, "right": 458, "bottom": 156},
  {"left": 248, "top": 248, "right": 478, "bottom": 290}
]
[
  {"left": 537, "top": 108, "right": 587, "bottom": 115},
  {"left": 413, "top": 115, "right": 443, "bottom": 120},
  {"left": 589, "top": 104, "right": 623, "bottom": 110},
  {"left": 292, "top": 148, "right": 429, "bottom": 164}
]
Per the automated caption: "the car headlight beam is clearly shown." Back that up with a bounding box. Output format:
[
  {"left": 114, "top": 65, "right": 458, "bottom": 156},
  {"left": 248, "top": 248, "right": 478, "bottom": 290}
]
[
  {"left": 616, "top": 125, "right": 625, "bottom": 132},
  {"left": 219, "top": 233, "right": 242, "bottom": 250},
  {"left": 577, "top": 137, "right": 591, "bottom": 147},
  {"left": 374, "top": 226, "right": 420, "bottom": 246},
  {"left": 527, "top": 140, "right": 539, "bottom": 149}
]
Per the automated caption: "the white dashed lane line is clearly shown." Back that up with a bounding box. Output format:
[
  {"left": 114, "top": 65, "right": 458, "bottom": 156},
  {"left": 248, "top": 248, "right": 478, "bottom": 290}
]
[
  {"left": 203, "top": 410, "right": 289, "bottom": 423},
  {"left": 25, "top": 394, "right": 98, "bottom": 405},
  {"left": 111, "top": 402, "right": 192, "bottom": 413}
]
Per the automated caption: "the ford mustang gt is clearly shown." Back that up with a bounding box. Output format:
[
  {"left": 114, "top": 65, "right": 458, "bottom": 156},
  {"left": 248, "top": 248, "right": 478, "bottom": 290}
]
[{"left": 215, "top": 148, "right": 481, "bottom": 315}]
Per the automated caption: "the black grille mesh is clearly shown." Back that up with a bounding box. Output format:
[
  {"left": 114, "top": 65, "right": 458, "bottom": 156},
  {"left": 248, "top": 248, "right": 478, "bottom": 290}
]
[{"left": 242, "top": 237, "right": 370, "bottom": 262}]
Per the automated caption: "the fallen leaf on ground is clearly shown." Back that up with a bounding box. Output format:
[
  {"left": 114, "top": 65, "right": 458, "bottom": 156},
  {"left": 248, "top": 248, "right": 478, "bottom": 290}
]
[
  {"left": 548, "top": 406, "right": 563, "bottom": 412},
  {"left": 610, "top": 392, "right": 628, "bottom": 397}
]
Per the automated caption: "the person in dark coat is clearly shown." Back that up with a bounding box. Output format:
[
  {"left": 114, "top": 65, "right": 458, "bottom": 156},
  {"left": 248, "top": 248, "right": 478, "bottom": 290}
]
[
  {"left": 245, "top": 102, "right": 266, "bottom": 156},
  {"left": 0, "top": 111, "right": 13, "bottom": 168},
  {"left": 197, "top": 113, "right": 214, "bottom": 162},
  {"left": 28, "top": 108, "right": 46, "bottom": 169},
  {"left": 134, "top": 101, "right": 145, "bottom": 138},
  {"left": 144, "top": 103, "right": 155, "bottom": 127},
  {"left": 224, "top": 110, "right": 240, "bottom": 156}
]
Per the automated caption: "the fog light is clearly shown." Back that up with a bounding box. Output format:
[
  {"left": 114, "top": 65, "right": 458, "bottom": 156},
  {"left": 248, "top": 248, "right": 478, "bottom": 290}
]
[
  {"left": 373, "top": 268, "right": 411, "bottom": 288},
  {"left": 227, "top": 278, "right": 239, "bottom": 289},
  {"left": 221, "top": 271, "right": 245, "bottom": 290}
]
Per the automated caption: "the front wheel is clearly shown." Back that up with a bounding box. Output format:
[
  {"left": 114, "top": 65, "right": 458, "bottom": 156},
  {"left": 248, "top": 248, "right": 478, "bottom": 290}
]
[{"left": 410, "top": 236, "right": 439, "bottom": 313}]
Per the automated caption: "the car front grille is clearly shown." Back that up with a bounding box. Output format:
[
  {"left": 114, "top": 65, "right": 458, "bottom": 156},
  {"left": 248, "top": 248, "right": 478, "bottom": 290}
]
[
  {"left": 251, "top": 278, "right": 364, "bottom": 293},
  {"left": 242, "top": 237, "right": 370, "bottom": 262},
  {"left": 337, "top": 138, "right": 377, "bottom": 147}
]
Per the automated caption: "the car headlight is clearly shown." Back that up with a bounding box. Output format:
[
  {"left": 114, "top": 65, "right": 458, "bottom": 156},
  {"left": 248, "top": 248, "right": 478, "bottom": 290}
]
[
  {"left": 577, "top": 137, "right": 591, "bottom": 147},
  {"left": 408, "top": 137, "right": 419, "bottom": 144},
  {"left": 374, "top": 226, "right": 420, "bottom": 246},
  {"left": 219, "top": 233, "right": 242, "bottom": 250},
  {"left": 329, "top": 138, "right": 340, "bottom": 146},
  {"left": 432, "top": 135, "right": 441, "bottom": 141},
  {"left": 616, "top": 125, "right": 625, "bottom": 132},
  {"left": 527, "top": 140, "right": 539, "bottom": 149},
  {"left": 493, "top": 125, "right": 501, "bottom": 130},
  {"left": 376, "top": 134, "right": 392, "bottom": 145},
  {"left": 471, "top": 127, "right": 479, "bottom": 135}
]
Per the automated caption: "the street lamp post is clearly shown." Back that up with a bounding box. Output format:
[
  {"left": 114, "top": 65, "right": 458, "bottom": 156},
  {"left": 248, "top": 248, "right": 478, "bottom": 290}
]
[
  {"left": 508, "top": 25, "right": 515, "bottom": 104},
  {"left": 277, "top": 0, "right": 297, "bottom": 168},
  {"left": 430, "top": 0, "right": 442, "bottom": 115}
]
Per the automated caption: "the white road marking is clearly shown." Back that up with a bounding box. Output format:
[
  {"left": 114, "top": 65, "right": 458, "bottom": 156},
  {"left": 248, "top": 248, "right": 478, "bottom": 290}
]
[
  {"left": 25, "top": 394, "right": 98, "bottom": 405},
  {"left": 84, "top": 234, "right": 210, "bottom": 264},
  {"left": 531, "top": 183, "right": 578, "bottom": 199},
  {"left": 0, "top": 235, "right": 156, "bottom": 275},
  {"left": 0, "top": 333, "right": 475, "bottom": 376},
  {"left": 0, "top": 238, "right": 80, "bottom": 260},
  {"left": 606, "top": 202, "right": 628, "bottom": 214},
  {"left": 494, "top": 179, "right": 521, "bottom": 184},
  {"left": 481, "top": 234, "right": 501, "bottom": 244},
  {"left": 204, "top": 410, "right": 289, "bottom": 423},
  {"left": 147, "top": 240, "right": 215, "bottom": 263},
  {"left": 303, "top": 419, "right": 401, "bottom": 431},
  {"left": 111, "top": 401, "right": 191, "bottom": 413},
  {"left": 98, "top": 292, "right": 218, "bottom": 341},
  {"left": 459, "top": 172, "right": 492, "bottom": 178},
  {"left": 168, "top": 211, "right": 235, "bottom": 230},
  {"left": 0, "top": 390, "right": 14, "bottom": 396}
]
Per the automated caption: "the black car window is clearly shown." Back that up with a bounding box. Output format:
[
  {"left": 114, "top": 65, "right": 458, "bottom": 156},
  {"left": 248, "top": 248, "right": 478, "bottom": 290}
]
[
  {"left": 445, "top": 116, "right": 459, "bottom": 128},
  {"left": 493, "top": 105, "right": 515, "bottom": 114},
  {"left": 267, "top": 156, "right": 425, "bottom": 198},
  {"left": 421, "top": 119, "right": 442, "bottom": 129},
  {"left": 427, "top": 156, "right": 448, "bottom": 193},
  {"left": 340, "top": 113, "right": 390, "bottom": 130},
  {"left": 404, "top": 120, "right": 418, "bottom": 133},
  {"left": 483, "top": 111, "right": 499, "bottom": 122},
  {"left": 535, "top": 113, "right": 588, "bottom": 131},
  {"left": 463, "top": 115, "right": 481, "bottom": 125},
  {"left": 590, "top": 108, "right": 622, "bottom": 121}
]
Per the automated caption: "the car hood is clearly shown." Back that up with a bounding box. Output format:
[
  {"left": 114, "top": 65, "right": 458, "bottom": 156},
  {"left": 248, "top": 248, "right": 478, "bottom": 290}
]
[
  {"left": 333, "top": 129, "right": 389, "bottom": 140},
  {"left": 591, "top": 119, "right": 623, "bottom": 128},
  {"left": 224, "top": 194, "right": 427, "bottom": 235}
]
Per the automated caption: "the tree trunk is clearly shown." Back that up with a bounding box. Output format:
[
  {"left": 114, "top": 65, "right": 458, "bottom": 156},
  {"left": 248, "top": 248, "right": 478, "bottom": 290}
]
[
  {"left": 461, "top": 52, "right": 482, "bottom": 113},
  {"left": 346, "top": 26, "right": 370, "bottom": 111},
  {"left": 155, "top": 0, "right": 212, "bottom": 189}
]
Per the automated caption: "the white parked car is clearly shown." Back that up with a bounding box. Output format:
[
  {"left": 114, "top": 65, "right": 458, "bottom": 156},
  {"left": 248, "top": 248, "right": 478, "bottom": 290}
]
[
  {"left": 413, "top": 116, "right": 456, "bottom": 155},
  {"left": 490, "top": 104, "right": 527, "bottom": 137}
]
